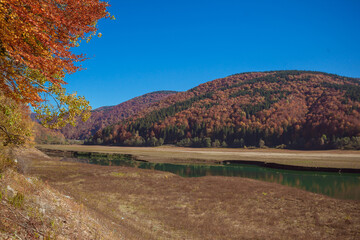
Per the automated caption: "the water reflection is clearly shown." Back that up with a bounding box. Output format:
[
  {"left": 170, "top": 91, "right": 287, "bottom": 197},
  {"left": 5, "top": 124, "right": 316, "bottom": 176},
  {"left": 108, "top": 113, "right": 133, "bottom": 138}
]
[{"left": 64, "top": 157, "right": 360, "bottom": 200}]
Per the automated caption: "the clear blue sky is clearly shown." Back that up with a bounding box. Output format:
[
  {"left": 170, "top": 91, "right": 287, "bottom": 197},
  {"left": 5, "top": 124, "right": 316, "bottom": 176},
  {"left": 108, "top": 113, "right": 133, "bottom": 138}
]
[{"left": 65, "top": 0, "right": 360, "bottom": 109}]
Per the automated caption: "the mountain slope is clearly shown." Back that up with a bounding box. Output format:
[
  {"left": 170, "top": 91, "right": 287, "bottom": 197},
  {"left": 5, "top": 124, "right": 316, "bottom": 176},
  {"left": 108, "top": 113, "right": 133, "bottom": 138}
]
[
  {"left": 33, "top": 122, "right": 66, "bottom": 144},
  {"left": 92, "top": 71, "right": 360, "bottom": 149},
  {"left": 59, "top": 90, "right": 177, "bottom": 140}
]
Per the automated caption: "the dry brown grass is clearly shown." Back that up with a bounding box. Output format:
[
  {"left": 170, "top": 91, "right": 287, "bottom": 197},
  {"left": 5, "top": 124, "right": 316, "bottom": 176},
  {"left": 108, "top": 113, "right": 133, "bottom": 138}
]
[
  {"left": 37, "top": 144, "right": 360, "bottom": 169},
  {"left": 24, "top": 148, "right": 360, "bottom": 240},
  {"left": 0, "top": 149, "right": 119, "bottom": 240}
]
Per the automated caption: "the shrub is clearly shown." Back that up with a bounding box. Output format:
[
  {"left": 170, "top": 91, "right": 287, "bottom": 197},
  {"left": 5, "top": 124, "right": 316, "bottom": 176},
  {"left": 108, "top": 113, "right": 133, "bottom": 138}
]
[
  {"left": 203, "top": 137, "right": 212, "bottom": 148},
  {"left": 0, "top": 148, "right": 15, "bottom": 172},
  {"left": 212, "top": 139, "right": 221, "bottom": 148},
  {"left": 9, "top": 192, "right": 24, "bottom": 208},
  {"left": 259, "top": 139, "right": 266, "bottom": 148},
  {"left": 176, "top": 138, "right": 192, "bottom": 147},
  {"left": 334, "top": 137, "right": 360, "bottom": 150}
]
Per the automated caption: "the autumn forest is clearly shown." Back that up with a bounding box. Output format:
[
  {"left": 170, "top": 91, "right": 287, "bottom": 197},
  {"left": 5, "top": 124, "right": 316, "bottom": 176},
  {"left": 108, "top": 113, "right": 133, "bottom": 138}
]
[{"left": 78, "top": 70, "right": 360, "bottom": 150}]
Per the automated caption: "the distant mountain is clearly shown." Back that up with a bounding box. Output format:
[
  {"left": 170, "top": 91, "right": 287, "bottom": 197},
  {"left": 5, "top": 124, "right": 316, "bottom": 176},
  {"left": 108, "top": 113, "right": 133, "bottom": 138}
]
[
  {"left": 91, "top": 71, "right": 360, "bottom": 149},
  {"left": 58, "top": 90, "right": 177, "bottom": 140}
]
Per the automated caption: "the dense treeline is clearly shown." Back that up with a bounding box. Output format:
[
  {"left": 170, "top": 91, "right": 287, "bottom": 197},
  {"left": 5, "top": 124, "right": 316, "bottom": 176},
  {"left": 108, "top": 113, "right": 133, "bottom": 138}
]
[{"left": 88, "top": 71, "right": 360, "bottom": 150}]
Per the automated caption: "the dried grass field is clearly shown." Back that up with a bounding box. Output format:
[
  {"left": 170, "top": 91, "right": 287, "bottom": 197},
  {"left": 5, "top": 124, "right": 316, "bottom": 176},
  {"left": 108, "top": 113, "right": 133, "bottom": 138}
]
[{"left": 21, "top": 147, "right": 360, "bottom": 240}]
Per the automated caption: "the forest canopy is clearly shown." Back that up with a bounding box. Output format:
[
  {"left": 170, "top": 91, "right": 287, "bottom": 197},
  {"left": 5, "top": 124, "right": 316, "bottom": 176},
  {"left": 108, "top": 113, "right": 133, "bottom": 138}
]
[{"left": 90, "top": 71, "right": 360, "bottom": 150}]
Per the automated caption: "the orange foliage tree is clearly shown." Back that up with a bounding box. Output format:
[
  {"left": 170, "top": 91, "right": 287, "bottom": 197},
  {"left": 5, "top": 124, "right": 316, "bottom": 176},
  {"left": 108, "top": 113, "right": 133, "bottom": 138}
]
[{"left": 0, "top": 0, "right": 111, "bottom": 129}]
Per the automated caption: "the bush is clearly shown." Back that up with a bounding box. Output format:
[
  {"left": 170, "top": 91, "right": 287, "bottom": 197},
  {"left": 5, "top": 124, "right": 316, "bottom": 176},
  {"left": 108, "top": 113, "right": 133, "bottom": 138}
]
[
  {"left": 0, "top": 93, "right": 32, "bottom": 147},
  {"left": 203, "top": 137, "right": 212, "bottom": 148},
  {"left": 147, "top": 137, "right": 159, "bottom": 147},
  {"left": 9, "top": 192, "right": 24, "bottom": 208},
  {"left": 176, "top": 138, "right": 192, "bottom": 147},
  {"left": 0, "top": 148, "right": 15, "bottom": 172},
  {"left": 232, "top": 138, "right": 244, "bottom": 148},
  {"left": 334, "top": 137, "right": 360, "bottom": 150},
  {"left": 259, "top": 139, "right": 266, "bottom": 148},
  {"left": 212, "top": 139, "right": 221, "bottom": 148},
  {"left": 124, "top": 137, "right": 145, "bottom": 146},
  {"left": 191, "top": 137, "right": 203, "bottom": 148},
  {"left": 221, "top": 141, "right": 228, "bottom": 148}
]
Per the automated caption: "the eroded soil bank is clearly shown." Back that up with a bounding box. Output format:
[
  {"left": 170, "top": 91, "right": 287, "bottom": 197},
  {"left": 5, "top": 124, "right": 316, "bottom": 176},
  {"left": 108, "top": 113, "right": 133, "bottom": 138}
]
[
  {"left": 0, "top": 149, "right": 117, "bottom": 239},
  {"left": 21, "top": 148, "right": 360, "bottom": 240}
]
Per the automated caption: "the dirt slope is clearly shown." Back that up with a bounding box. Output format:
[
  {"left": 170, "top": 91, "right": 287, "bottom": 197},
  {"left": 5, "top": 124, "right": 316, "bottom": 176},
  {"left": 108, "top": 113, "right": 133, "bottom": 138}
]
[{"left": 0, "top": 148, "right": 120, "bottom": 239}]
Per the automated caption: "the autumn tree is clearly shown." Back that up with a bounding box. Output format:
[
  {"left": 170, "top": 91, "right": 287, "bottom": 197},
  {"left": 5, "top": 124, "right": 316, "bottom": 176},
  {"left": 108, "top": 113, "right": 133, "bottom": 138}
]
[
  {"left": 0, "top": 93, "right": 33, "bottom": 170},
  {"left": 0, "top": 0, "right": 110, "bottom": 123},
  {"left": 0, "top": 0, "right": 111, "bottom": 147}
]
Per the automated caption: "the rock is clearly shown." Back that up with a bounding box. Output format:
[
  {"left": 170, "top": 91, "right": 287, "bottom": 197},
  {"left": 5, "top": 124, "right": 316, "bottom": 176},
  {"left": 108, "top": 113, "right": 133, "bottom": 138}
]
[{"left": 6, "top": 185, "right": 16, "bottom": 197}]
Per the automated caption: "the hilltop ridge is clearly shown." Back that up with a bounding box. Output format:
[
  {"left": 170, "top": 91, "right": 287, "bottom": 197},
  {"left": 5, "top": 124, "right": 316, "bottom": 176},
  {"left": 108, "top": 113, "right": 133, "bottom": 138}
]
[{"left": 90, "top": 70, "right": 360, "bottom": 149}]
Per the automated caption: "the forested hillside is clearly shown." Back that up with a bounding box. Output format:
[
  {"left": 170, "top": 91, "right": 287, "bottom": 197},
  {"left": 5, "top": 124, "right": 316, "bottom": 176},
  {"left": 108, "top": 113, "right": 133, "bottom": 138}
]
[
  {"left": 33, "top": 122, "right": 66, "bottom": 144},
  {"left": 90, "top": 71, "right": 360, "bottom": 149},
  {"left": 59, "top": 91, "right": 177, "bottom": 140}
]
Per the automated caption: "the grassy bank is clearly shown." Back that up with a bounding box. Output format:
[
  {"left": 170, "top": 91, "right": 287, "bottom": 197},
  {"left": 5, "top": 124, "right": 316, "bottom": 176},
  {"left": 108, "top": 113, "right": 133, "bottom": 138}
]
[
  {"left": 0, "top": 149, "right": 117, "bottom": 239},
  {"left": 37, "top": 144, "right": 360, "bottom": 169},
  {"left": 24, "top": 148, "right": 360, "bottom": 240}
]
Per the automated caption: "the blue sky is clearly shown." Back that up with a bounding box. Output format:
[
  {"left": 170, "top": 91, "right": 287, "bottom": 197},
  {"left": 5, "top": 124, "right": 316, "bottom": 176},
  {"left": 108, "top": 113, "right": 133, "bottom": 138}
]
[{"left": 65, "top": 0, "right": 360, "bottom": 109}]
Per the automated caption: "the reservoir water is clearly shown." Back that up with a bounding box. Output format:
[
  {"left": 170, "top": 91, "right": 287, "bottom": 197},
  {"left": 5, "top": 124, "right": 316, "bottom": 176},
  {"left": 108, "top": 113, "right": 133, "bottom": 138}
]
[{"left": 57, "top": 152, "right": 360, "bottom": 200}]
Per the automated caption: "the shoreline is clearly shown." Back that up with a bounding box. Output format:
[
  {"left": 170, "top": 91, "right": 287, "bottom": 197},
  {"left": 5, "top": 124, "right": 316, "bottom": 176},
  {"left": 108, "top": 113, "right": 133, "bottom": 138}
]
[
  {"left": 223, "top": 160, "right": 360, "bottom": 173},
  {"left": 37, "top": 144, "right": 360, "bottom": 172}
]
